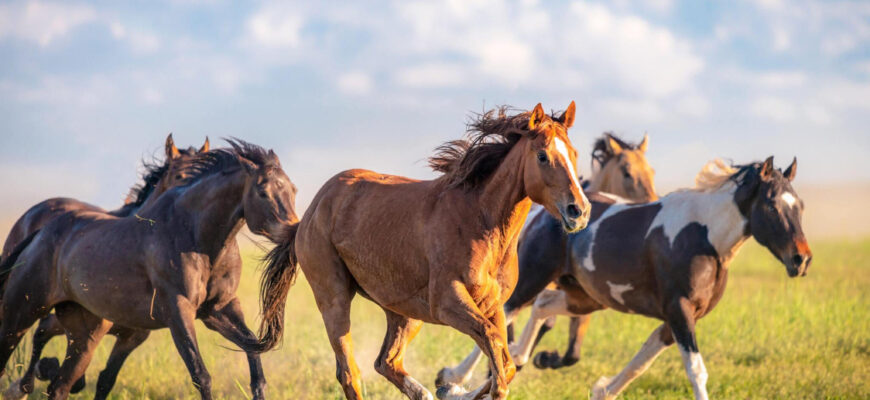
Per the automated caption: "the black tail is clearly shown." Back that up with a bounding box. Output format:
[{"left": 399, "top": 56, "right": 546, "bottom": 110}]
[
  {"left": 0, "top": 229, "right": 39, "bottom": 299},
  {"left": 247, "top": 223, "right": 300, "bottom": 353}
]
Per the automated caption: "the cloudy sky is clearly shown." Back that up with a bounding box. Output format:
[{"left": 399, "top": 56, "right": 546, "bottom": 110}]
[{"left": 1, "top": 0, "right": 869, "bottom": 217}]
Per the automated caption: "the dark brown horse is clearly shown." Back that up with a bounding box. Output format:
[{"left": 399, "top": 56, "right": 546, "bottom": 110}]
[
  {"left": 441, "top": 132, "right": 659, "bottom": 385},
  {"left": 254, "top": 103, "right": 590, "bottom": 400},
  {"left": 0, "top": 140, "right": 298, "bottom": 400},
  {"left": 0, "top": 134, "right": 208, "bottom": 399},
  {"left": 503, "top": 157, "right": 810, "bottom": 399}
]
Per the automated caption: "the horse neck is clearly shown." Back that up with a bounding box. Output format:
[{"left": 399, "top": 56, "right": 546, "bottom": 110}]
[
  {"left": 476, "top": 144, "right": 533, "bottom": 245},
  {"left": 660, "top": 183, "right": 749, "bottom": 262},
  {"left": 175, "top": 170, "right": 248, "bottom": 255},
  {"left": 588, "top": 160, "right": 625, "bottom": 198}
]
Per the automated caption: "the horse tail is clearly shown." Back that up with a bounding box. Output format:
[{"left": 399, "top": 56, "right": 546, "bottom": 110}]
[
  {"left": 250, "top": 223, "right": 300, "bottom": 352},
  {"left": 0, "top": 229, "right": 39, "bottom": 299}
]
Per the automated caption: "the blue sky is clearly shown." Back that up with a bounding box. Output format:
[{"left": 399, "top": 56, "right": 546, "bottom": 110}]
[{"left": 1, "top": 0, "right": 869, "bottom": 216}]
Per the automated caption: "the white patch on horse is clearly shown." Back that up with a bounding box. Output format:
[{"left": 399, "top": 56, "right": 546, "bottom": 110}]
[
  {"left": 577, "top": 202, "right": 635, "bottom": 273},
  {"left": 607, "top": 281, "right": 634, "bottom": 305},
  {"left": 677, "top": 346, "right": 710, "bottom": 400},
  {"left": 781, "top": 192, "right": 797, "bottom": 208},
  {"left": 646, "top": 182, "right": 746, "bottom": 258},
  {"left": 597, "top": 192, "right": 630, "bottom": 203},
  {"left": 554, "top": 138, "right": 586, "bottom": 201}
]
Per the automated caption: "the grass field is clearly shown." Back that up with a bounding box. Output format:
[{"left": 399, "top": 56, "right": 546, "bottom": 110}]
[{"left": 3, "top": 239, "right": 868, "bottom": 399}]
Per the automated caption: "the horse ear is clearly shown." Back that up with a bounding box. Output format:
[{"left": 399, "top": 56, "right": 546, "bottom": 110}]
[
  {"left": 199, "top": 137, "right": 210, "bottom": 153},
  {"left": 558, "top": 101, "right": 576, "bottom": 129},
  {"left": 783, "top": 157, "right": 797, "bottom": 181},
  {"left": 528, "top": 103, "right": 546, "bottom": 131},
  {"left": 165, "top": 133, "right": 181, "bottom": 159},
  {"left": 638, "top": 133, "right": 649, "bottom": 153},
  {"left": 760, "top": 156, "right": 775, "bottom": 181},
  {"left": 239, "top": 156, "right": 258, "bottom": 175},
  {"left": 606, "top": 136, "right": 623, "bottom": 155}
]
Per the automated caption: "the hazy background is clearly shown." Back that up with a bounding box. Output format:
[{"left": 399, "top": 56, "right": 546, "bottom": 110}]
[{"left": 1, "top": 0, "right": 869, "bottom": 241}]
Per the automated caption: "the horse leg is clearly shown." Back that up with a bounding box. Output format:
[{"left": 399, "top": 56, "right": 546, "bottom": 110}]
[
  {"left": 0, "top": 275, "right": 54, "bottom": 398},
  {"left": 199, "top": 298, "right": 266, "bottom": 400},
  {"left": 374, "top": 310, "right": 430, "bottom": 400},
  {"left": 510, "top": 289, "right": 573, "bottom": 368},
  {"left": 533, "top": 314, "right": 592, "bottom": 369},
  {"left": 46, "top": 303, "right": 112, "bottom": 400},
  {"left": 93, "top": 328, "right": 150, "bottom": 400},
  {"left": 435, "top": 304, "right": 520, "bottom": 388},
  {"left": 162, "top": 294, "right": 212, "bottom": 399},
  {"left": 7, "top": 315, "right": 65, "bottom": 397},
  {"left": 591, "top": 324, "right": 673, "bottom": 400},
  {"left": 666, "top": 298, "right": 709, "bottom": 400},
  {"left": 433, "top": 283, "right": 514, "bottom": 400}
]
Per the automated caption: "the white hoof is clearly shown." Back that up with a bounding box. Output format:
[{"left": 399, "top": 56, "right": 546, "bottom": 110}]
[
  {"left": 2, "top": 380, "right": 27, "bottom": 400},
  {"left": 591, "top": 376, "right": 614, "bottom": 400},
  {"left": 436, "top": 383, "right": 468, "bottom": 400}
]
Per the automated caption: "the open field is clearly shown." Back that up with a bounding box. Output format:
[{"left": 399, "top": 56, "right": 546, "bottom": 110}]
[{"left": 3, "top": 239, "right": 868, "bottom": 399}]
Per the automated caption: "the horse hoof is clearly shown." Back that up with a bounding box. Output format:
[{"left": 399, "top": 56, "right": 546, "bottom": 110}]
[
  {"left": 533, "top": 350, "right": 559, "bottom": 369},
  {"left": 591, "top": 376, "right": 614, "bottom": 400},
  {"left": 35, "top": 357, "right": 60, "bottom": 381},
  {"left": 435, "top": 383, "right": 465, "bottom": 400},
  {"left": 2, "top": 380, "right": 27, "bottom": 400},
  {"left": 70, "top": 375, "right": 86, "bottom": 393}
]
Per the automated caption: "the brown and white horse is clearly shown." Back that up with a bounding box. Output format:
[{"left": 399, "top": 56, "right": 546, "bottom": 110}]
[
  {"left": 254, "top": 103, "right": 590, "bottom": 400},
  {"left": 506, "top": 157, "right": 810, "bottom": 399},
  {"left": 439, "top": 132, "right": 658, "bottom": 384}
]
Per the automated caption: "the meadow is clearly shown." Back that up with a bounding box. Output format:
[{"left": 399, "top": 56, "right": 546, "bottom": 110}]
[{"left": 3, "top": 239, "right": 868, "bottom": 399}]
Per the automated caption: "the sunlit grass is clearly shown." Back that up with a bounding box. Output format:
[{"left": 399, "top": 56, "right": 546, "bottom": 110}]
[{"left": 3, "top": 239, "right": 869, "bottom": 399}]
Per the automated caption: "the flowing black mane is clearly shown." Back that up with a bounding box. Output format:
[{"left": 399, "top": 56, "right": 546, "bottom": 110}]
[
  {"left": 429, "top": 106, "right": 536, "bottom": 190},
  {"left": 591, "top": 132, "right": 639, "bottom": 168},
  {"left": 124, "top": 160, "right": 169, "bottom": 207},
  {"left": 177, "top": 138, "right": 278, "bottom": 185}
]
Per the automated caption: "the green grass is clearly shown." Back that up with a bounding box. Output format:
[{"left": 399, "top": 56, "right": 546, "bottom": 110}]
[{"left": 4, "top": 239, "right": 869, "bottom": 399}]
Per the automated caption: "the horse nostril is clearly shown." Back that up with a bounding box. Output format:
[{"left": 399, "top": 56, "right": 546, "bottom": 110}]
[
  {"left": 792, "top": 254, "right": 806, "bottom": 266},
  {"left": 566, "top": 204, "right": 581, "bottom": 219}
]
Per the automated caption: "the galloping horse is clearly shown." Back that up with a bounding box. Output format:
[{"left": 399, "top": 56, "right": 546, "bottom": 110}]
[
  {"left": 507, "top": 157, "right": 810, "bottom": 399},
  {"left": 254, "top": 103, "right": 590, "bottom": 400},
  {"left": 441, "top": 132, "right": 658, "bottom": 386},
  {"left": 0, "top": 140, "right": 298, "bottom": 399},
  {"left": 1, "top": 134, "right": 207, "bottom": 398}
]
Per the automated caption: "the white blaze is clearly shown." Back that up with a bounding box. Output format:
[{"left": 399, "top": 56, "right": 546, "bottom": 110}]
[
  {"left": 781, "top": 192, "right": 797, "bottom": 207},
  {"left": 554, "top": 138, "right": 585, "bottom": 199}
]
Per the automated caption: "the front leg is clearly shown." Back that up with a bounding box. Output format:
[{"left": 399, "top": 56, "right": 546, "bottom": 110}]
[
  {"left": 161, "top": 294, "right": 212, "bottom": 400},
  {"left": 667, "top": 297, "right": 709, "bottom": 400},
  {"left": 200, "top": 298, "right": 266, "bottom": 400}
]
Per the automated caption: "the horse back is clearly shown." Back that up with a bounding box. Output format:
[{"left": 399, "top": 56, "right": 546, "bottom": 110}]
[{"left": 2, "top": 197, "right": 104, "bottom": 259}]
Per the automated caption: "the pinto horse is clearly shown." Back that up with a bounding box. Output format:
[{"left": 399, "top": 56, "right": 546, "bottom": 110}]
[
  {"left": 0, "top": 140, "right": 297, "bottom": 400},
  {"left": 254, "top": 103, "right": 589, "bottom": 400},
  {"left": 505, "top": 157, "right": 810, "bottom": 399},
  {"left": 0, "top": 134, "right": 208, "bottom": 399}
]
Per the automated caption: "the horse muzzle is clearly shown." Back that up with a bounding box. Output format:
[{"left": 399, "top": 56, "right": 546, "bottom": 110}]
[
  {"left": 785, "top": 253, "right": 812, "bottom": 277},
  {"left": 560, "top": 202, "right": 590, "bottom": 233}
]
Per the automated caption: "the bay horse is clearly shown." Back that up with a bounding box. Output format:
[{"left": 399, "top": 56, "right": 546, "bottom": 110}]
[
  {"left": 508, "top": 157, "right": 810, "bottom": 399},
  {"left": 0, "top": 134, "right": 208, "bottom": 399},
  {"left": 254, "top": 103, "right": 590, "bottom": 400},
  {"left": 0, "top": 140, "right": 298, "bottom": 399},
  {"left": 441, "top": 132, "right": 659, "bottom": 386}
]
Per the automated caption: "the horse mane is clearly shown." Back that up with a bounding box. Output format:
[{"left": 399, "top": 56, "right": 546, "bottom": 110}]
[
  {"left": 124, "top": 159, "right": 170, "bottom": 207},
  {"left": 177, "top": 138, "right": 278, "bottom": 185},
  {"left": 590, "top": 132, "right": 638, "bottom": 168},
  {"left": 692, "top": 159, "right": 756, "bottom": 192},
  {"left": 429, "top": 106, "right": 538, "bottom": 190}
]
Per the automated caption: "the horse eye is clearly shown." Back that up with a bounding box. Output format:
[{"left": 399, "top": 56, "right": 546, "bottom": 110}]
[
  {"left": 258, "top": 190, "right": 268, "bottom": 198},
  {"left": 623, "top": 171, "right": 631, "bottom": 179},
  {"left": 537, "top": 151, "right": 548, "bottom": 163}
]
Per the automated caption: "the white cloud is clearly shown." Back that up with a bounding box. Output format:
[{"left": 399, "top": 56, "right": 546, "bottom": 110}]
[
  {"left": 337, "top": 72, "right": 373, "bottom": 95},
  {"left": 395, "top": 63, "right": 467, "bottom": 89},
  {"left": 246, "top": 5, "right": 303, "bottom": 48},
  {"left": 109, "top": 21, "right": 160, "bottom": 53},
  {"left": 0, "top": 1, "right": 96, "bottom": 46},
  {"left": 750, "top": 96, "right": 797, "bottom": 123}
]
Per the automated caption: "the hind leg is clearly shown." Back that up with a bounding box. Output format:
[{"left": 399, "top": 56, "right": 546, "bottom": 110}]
[
  {"left": 93, "top": 327, "right": 150, "bottom": 400},
  {"left": 200, "top": 298, "right": 266, "bottom": 400},
  {"left": 375, "top": 310, "right": 430, "bottom": 400},
  {"left": 591, "top": 324, "right": 673, "bottom": 400},
  {"left": 6, "top": 315, "right": 65, "bottom": 398},
  {"left": 533, "top": 314, "right": 592, "bottom": 369},
  {"left": 47, "top": 303, "right": 112, "bottom": 400}
]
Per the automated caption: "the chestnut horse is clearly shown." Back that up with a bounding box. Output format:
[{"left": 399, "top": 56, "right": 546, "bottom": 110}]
[
  {"left": 0, "top": 140, "right": 297, "bottom": 399},
  {"left": 508, "top": 157, "right": 810, "bottom": 399},
  {"left": 441, "top": 132, "right": 659, "bottom": 386},
  {"left": 0, "top": 134, "right": 208, "bottom": 399},
  {"left": 254, "top": 103, "right": 590, "bottom": 400}
]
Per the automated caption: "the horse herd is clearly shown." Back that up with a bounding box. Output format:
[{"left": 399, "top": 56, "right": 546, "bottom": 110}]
[{"left": 0, "top": 102, "right": 812, "bottom": 400}]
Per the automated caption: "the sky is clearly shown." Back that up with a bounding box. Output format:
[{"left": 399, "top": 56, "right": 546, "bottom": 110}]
[{"left": 1, "top": 0, "right": 869, "bottom": 218}]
